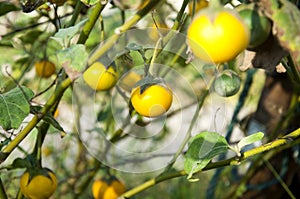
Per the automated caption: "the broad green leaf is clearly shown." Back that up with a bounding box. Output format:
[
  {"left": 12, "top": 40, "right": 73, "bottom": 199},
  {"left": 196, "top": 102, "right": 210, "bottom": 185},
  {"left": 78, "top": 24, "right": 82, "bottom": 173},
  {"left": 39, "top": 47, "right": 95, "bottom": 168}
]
[
  {"left": 80, "top": 0, "right": 100, "bottom": 6},
  {"left": 56, "top": 44, "right": 88, "bottom": 80},
  {"left": 47, "top": 37, "right": 63, "bottom": 58},
  {"left": 237, "top": 132, "right": 264, "bottom": 151},
  {"left": 43, "top": 113, "right": 65, "bottom": 132},
  {"left": 0, "top": 2, "right": 20, "bottom": 16},
  {"left": 268, "top": 0, "right": 300, "bottom": 67},
  {"left": 54, "top": 19, "right": 87, "bottom": 40},
  {"left": 184, "top": 132, "right": 229, "bottom": 179},
  {"left": 0, "top": 86, "right": 34, "bottom": 130}
]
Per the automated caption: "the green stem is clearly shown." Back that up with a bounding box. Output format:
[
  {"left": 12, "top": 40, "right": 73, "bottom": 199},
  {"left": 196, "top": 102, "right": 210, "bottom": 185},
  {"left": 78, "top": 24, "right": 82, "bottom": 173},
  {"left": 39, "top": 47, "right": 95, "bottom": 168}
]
[
  {"left": 163, "top": 89, "right": 209, "bottom": 172},
  {"left": 287, "top": 54, "right": 300, "bottom": 84},
  {"left": 0, "top": 177, "right": 7, "bottom": 199},
  {"left": 145, "top": 0, "right": 189, "bottom": 76},
  {"left": 77, "top": 2, "right": 107, "bottom": 44},
  {"left": 68, "top": 0, "right": 83, "bottom": 27},
  {"left": 264, "top": 159, "right": 296, "bottom": 199},
  {"left": 121, "top": 127, "right": 300, "bottom": 198},
  {"left": 88, "top": 0, "right": 165, "bottom": 65},
  {"left": 0, "top": 78, "right": 73, "bottom": 163},
  {"left": 36, "top": 127, "right": 43, "bottom": 167}
]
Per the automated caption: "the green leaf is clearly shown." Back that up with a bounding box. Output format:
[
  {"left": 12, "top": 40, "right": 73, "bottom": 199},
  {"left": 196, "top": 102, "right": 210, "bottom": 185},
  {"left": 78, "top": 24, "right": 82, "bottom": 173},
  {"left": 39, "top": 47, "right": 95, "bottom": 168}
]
[
  {"left": 237, "top": 132, "right": 264, "bottom": 151},
  {"left": 268, "top": 0, "right": 300, "bottom": 67},
  {"left": 54, "top": 19, "right": 87, "bottom": 41},
  {"left": 0, "top": 86, "right": 34, "bottom": 130},
  {"left": 56, "top": 44, "right": 88, "bottom": 80},
  {"left": 19, "top": 29, "right": 44, "bottom": 44},
  {"left": 80, "top": 0, "right": 100, "bottom": 6},
  {"left": 43, "top": 113, "right": 65, "bottom": 132},
  {"left": 184, "top": 132, "right": 229, "bottom": 179},
  {"left": 10, "top": 157, "right": 32, "bottom": 169},
  {"left": 0, "top": 2, "right": 20, "bottom": 16}
]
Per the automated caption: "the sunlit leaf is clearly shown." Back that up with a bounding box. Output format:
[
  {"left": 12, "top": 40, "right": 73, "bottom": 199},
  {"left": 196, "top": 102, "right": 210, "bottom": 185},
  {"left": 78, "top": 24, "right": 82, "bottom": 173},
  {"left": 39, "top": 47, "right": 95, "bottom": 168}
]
[
  {"left": 0, "top": 86, "right": 34, "bottom": 130},
  {"left": 56, "top": 44, "right": 88, "bottom": 80},
  {"left": 54, "top": 19, "right": 87, "bottom": 40},
  {"left": 184, "top": 132, "right": 229, "bottom": 179},
  {"left": 237, "top": 132, "right": 264, "bottom": 151}
]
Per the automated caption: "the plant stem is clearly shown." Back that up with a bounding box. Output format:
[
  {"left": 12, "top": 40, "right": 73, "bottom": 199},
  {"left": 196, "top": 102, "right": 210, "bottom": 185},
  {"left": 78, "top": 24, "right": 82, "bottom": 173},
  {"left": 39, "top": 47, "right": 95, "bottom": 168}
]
[
  {"left": 207, "top": 69, "right": 256, "bottom": 198},
  {"left": 77, "top": 1, "right": 107, "bottom": 44},
  {"left": 0, "top": 78, "right": 73, "bottom": 163},
  {"left": 287, "top": 54, "right": 300, "bottom": 84},
  {"left": 163, "top": 89, "right": 209, "bottom": 172},
  {"left": 264, "top": 159, "right": 296, "bottom": 199},
  {"left": 88, "top": 0, "right": 165, "bottom": 65},
  {"left": 68, "top": 0, "right": 83, "bottom": 27},
  {"left": 121, "top": 127, "right": 300, "bottom": 198}
]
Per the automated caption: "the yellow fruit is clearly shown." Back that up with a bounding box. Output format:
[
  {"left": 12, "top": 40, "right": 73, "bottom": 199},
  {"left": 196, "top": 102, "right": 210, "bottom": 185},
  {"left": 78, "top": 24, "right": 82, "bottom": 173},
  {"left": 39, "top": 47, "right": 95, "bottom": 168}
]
[
  {"left": 187, "top": 8, "right": 250, "bottom": 63},
  {"left": 34, "top": 60, "right": 56, "bottom": 78},
  {"left": 92, "top": 178, "right": 125, "bottom": 199},
  {"left": 83, "top": 62, "right": 118, "bottom": 91},
  {"left": 20, "top": 168, "right": 57, "bottom": 199},
  {"left": 119, "top": 71, "right": 142, "bottom": 92},
  {"left": 188, "top": 0, "right": 209, "bottom": 15},
  {"left": 131, "top": 84, "right": 173, "bottom": 117},
  {"left": 92, "top": 180, "right": 109, "bottom": 199},
  {"left": 103, "top": 180, "right": 126, "bottom": 199}
]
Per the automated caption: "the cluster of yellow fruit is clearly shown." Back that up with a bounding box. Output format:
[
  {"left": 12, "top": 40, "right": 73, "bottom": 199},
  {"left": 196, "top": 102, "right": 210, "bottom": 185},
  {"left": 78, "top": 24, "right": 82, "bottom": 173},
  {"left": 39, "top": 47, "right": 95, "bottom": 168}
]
[
  {"left": 82, "top": 62, "right": 173, "bottom": 118},
  {"left": 19, "top": 169, "right": 126, "bottom": 199},
  {"left": 92, "top": 177, "right": 126, "bottom": 199}
]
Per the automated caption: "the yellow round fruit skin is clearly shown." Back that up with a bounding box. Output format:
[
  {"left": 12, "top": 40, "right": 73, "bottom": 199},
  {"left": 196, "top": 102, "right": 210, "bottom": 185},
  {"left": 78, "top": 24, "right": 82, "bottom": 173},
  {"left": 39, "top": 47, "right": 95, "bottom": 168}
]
[
  {"left": 92, "top": 179, "right": 125, "bottom": 199},
  {"left": 83, "top": 62, "right": 118, "bottom": 91},
  {"left": 35, "top": 60, "right": 56, "bottom": 78},
  {"left": 20, "top": 170, "right": 57, "bottom": 199},
  {"left": 131, "top": 85, "right": 173, "bottom": 117},
  {"left": 103, "top": 181, "right": 126, "bottom": 199},
  {"left": 92, "top": 180, "right": 109, "bottom": 199},
  {"left": 188, "top": 0, "right": 209, "bottom": 15},
  {"left": 119, "top": 71, "right": 142, "bottom": 92},
  {"left": 187, "top": 8, "right": 250, "bottom": 63}
]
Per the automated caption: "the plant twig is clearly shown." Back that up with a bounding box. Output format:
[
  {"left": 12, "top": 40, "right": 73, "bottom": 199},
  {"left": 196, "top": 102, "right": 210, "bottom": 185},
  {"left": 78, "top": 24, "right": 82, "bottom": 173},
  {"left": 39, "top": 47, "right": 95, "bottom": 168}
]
[
  {"left": 264, "top": 159, "right": 296, "bottom": 199},
  {"left": 88, "top": 0, "right": 165, "bottom": 65},
  {"left": 77, "top": 1, "right": 107, "bottom": 44},
  {"left": 0, "top": 78, "right": 73, "bottom": 163},
  {"left": 163, "top": 89, "right": 209, "bottom": 172},
  {"left": 121, "top": 127, "right": 300, "bottom": 198}
]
